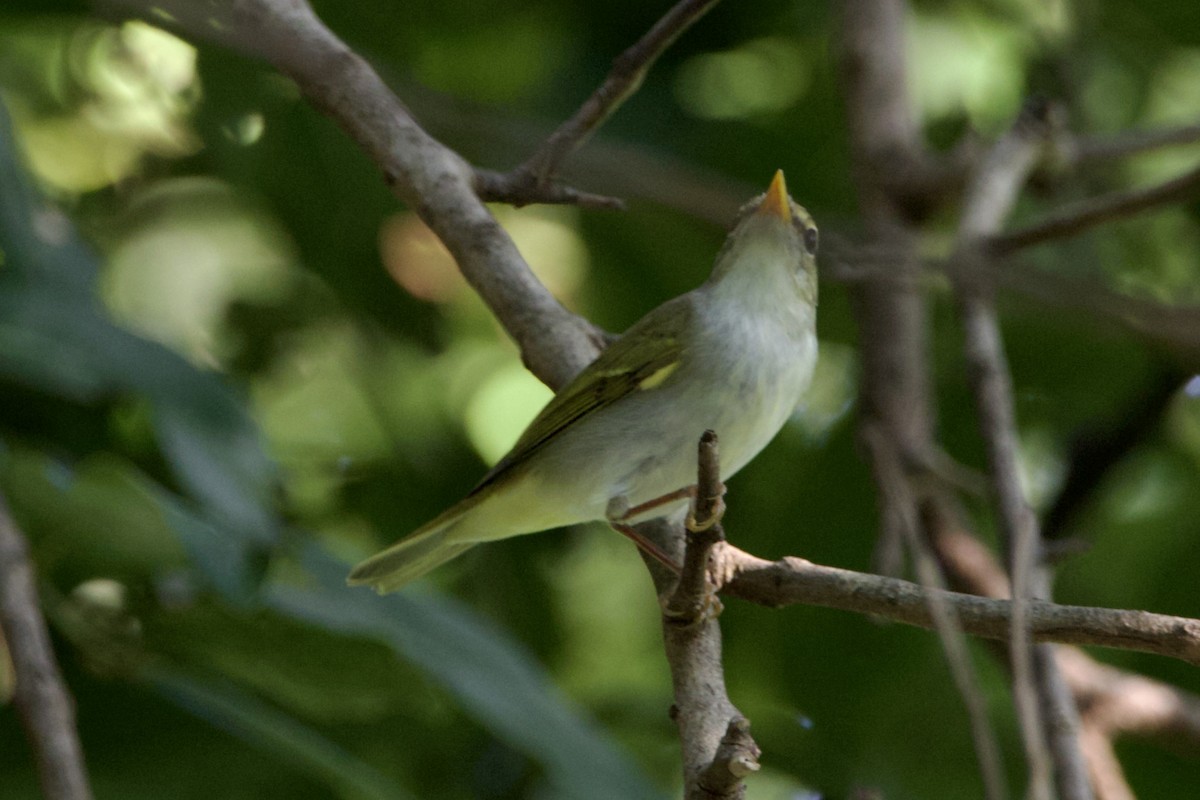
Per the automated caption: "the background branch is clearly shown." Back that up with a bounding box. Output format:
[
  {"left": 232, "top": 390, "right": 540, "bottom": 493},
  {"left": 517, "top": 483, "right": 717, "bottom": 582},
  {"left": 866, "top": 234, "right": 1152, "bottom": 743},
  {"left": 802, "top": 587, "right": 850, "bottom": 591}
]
[
  {"left": 861, "top": 423, "right": 1008, "bottom": 800},
  {"left": 953, "top": 103, "right": 1093, "bottom": 800},
  {"left": 99, "top": 0, "right": 605, "bottom": 390},
  {"left": 991, "top": 161, "right": 1200, "bottom": 254},
  {"left": 516, "top": 0, "right": 720, "bottom": 186},
  {"left": 1066, "top": 121, "right": 1200, "bottom": 168},
  {"left": 931, "top": 522, "right": 1200, "bottom": 797},
  {"left": 0, "top": 493, "right": 93, "bottom": 800},
  {"left": 837, "top": 5, "right": 1028, "bottom": 797}
]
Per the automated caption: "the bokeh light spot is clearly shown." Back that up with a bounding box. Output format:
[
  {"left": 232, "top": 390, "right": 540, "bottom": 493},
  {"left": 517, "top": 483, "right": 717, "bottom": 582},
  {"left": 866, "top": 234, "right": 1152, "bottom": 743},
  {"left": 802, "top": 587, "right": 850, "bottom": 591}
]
[{"left": 674, "top": 38, "right": 810, "bottom": 120}]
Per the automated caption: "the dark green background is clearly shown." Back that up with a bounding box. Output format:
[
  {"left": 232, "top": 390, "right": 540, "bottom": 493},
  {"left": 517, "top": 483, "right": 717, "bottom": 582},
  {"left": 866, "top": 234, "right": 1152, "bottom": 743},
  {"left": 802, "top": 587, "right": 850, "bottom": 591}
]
[{"left": 2, "top": 1, "right": 1199, "bottom": 797}]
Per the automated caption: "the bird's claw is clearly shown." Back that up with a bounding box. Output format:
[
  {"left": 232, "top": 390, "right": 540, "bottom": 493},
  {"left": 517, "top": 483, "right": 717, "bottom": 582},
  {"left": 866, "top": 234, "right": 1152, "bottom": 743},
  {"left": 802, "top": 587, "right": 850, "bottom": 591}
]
[{"left": 686, "top": 493, "right": 726, "bottom": 533}]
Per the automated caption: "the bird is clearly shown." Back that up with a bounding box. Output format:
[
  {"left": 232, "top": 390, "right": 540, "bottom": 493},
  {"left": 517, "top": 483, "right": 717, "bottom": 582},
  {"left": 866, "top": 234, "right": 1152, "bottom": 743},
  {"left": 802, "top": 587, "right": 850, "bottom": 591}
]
[{"left": 349, "top": 170, "right": 818, "bottom": 593}]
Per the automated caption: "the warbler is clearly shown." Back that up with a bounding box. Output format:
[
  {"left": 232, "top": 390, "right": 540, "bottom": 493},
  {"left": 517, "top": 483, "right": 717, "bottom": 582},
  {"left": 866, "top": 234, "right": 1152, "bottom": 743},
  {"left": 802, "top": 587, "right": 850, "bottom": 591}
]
[{"left": 349, "top": 170, "right": 818, "bottom": 593}]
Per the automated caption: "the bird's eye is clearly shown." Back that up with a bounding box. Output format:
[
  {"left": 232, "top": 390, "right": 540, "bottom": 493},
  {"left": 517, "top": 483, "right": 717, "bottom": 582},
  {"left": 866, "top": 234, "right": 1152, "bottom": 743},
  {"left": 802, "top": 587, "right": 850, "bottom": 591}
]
[{"left": 803, "top": 227, "right": 819, "bottom": 255}]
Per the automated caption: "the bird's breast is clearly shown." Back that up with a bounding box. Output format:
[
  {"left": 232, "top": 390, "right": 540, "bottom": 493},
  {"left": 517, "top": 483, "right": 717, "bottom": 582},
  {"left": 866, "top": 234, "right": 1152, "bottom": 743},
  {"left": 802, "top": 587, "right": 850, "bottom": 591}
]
[{"left": 691, "top": 316, "right": 817, "bottom": 478}]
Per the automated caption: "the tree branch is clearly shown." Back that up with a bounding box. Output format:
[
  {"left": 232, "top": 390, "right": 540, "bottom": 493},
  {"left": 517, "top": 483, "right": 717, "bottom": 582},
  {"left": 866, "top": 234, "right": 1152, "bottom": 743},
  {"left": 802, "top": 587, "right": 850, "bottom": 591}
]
[
  {"left": 837, "top": 7, "right": 1019, "bottom": 795},
  {"left": 98, "top": 0, "right": 606, "bottom": 390},
  {"left": 517, "top": 0, "right": 720, "bottom": 186},
  {"left": 1043, "top": 366, "right": 1186, "bottom": 541},
  {"left": 861, "top": 423, "right": 1008, "bottom": 800},
  {"left": 840, "top": 0, "right": 922, "bottom": 217},
  {"left": 990, "top": 161, "right": 1200, "bottom": 255},
  {"left": 1066, "top": 121, "right": 1200, "bottom": 168},
  {"left": 660, "top": 431, "right": 758, "bottom": 799},
  {"left": 838, "top": 0, "right": 938, "bottom": 579},
  {"left": 0, "top": 492, "right": 94, "bottom": 800},
  {"left": 952, "top": 101, "right": 1093, "bottom": 800},
  {"left": 931, "top": 521, "right": 1200, "bottom": 794},
  {"left": 824, "top": 229, "right": 1200, "bottom": 358},
  {"left": 473, "top": 168, "right": 626, "bottom": 210},
  {"left": 717, "top": 548, "right": 1200, "bottom": 666}
]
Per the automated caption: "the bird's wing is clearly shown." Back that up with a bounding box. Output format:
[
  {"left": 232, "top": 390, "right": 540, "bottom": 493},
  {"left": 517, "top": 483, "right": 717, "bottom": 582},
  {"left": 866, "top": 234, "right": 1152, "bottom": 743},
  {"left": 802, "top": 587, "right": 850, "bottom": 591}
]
[{"left": 469, "top": 296, "right": 692, "bottom": 496}]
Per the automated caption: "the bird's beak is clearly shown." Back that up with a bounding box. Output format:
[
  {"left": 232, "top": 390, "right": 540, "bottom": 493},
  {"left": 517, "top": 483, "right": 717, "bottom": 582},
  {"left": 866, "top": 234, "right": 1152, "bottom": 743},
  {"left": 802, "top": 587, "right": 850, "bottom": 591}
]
[{"left": 756, "top": 169, "right": 791, "bottom": 222}]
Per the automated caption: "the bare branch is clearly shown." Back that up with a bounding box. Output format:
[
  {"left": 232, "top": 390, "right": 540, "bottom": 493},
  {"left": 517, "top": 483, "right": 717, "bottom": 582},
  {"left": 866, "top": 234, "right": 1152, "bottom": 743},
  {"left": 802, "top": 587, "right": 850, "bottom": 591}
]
[
  {"left": 1077, "top": 725, "right": 1137, "bottom": 800},
  {"left": 659, "top": 432, "right": 757, "bottom": 799},
  {"left": 98, "top": 0, "right": 605, "bottom": 389},
  {"left": 1057, "top": 647, "right": 1200, "bottom": 750},
  {"left": 991, "top": 161, "right": 1200, "bottom": 255},
  {"left": 838, "top": 0, "right": 939, "bottom": 592},
  {"left": 825, "top": 239, "right": 1200, "bottom": 357},
  {"left": 862, "top": 424, "right": 1008, "bottom": 800},
  {"left": 663, "top": 592, "right": 748, "bottom": 800},
  {"left": 0, "top": 493, "right": 94, "bottom": 800},
  {"left": 932, "top": 522, "right": 1200, "bottom": 794},
  {"left": 519, "top": 0, "right": 720, "bottom": 185},
  {"left": 719, "top": 549, "right": 1200, "bottom": 666},
  {"left": 1043, "top": 367, "right": 1186, "bottom": 540},
  {"left": 955, "top": 109, "right": 1048, "bottom": 241},
  {"left": 473, "top": 168, "right": 625, "bottom": 210},
  {"left": 1067, "top": 122, "right": 1200, "bottom": 167},
  {"left": 952, "top": 102, "right": 1093, "bottom": 800}
]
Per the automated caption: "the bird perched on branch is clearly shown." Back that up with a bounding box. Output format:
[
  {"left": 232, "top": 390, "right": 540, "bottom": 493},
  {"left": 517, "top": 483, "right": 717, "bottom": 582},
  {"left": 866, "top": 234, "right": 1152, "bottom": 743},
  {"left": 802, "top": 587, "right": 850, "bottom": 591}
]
[{"left": 349, "top": 170, "right": 819, "bottom": 593}]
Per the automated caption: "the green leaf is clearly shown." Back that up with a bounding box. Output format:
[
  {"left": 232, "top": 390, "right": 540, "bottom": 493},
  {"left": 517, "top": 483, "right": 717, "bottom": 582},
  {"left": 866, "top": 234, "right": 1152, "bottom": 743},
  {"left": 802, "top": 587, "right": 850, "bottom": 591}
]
[
  {"left": 270, "top": 545, "right": 668, "bottom": 800},
  {"left": 0, "top": 95, "right": 278, "bottom": 600},
  {"left": 147, "top": 666, "right": 414, "bottom": 800}
]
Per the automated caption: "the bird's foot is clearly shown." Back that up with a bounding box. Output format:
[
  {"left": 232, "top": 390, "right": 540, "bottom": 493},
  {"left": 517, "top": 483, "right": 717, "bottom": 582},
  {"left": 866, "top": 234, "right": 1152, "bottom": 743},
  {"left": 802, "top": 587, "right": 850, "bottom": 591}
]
[{"left": 685, "top": 488, "right": 726, "bottom": 533}]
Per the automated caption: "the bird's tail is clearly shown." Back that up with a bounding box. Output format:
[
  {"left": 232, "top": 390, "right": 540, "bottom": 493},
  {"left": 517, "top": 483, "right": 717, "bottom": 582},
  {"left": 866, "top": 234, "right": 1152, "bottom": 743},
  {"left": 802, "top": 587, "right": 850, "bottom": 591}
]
[{"left": 347, "top": 518, "right": 474, "bottom": 594}]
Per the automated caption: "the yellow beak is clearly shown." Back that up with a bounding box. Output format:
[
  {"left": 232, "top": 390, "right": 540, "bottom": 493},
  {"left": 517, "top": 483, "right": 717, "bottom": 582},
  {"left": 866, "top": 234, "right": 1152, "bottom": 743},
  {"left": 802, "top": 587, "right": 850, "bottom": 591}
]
[{"left": 757, "top": 169, "right": 790, "bottom": 222}]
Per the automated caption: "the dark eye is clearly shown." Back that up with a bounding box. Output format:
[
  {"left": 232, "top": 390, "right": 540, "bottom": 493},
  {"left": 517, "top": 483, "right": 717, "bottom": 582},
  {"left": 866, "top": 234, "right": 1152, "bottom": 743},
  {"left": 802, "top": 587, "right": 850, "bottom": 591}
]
[{"left": 803, "top": 227, "right": 819, "bottom": 255}]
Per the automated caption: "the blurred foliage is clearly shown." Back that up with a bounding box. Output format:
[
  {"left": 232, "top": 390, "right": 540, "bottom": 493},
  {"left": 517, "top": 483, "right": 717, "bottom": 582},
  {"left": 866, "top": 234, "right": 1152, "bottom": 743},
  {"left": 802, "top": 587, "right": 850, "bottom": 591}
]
[{"left": 1, "top": 1, "right": 1200, "bottom": 798}]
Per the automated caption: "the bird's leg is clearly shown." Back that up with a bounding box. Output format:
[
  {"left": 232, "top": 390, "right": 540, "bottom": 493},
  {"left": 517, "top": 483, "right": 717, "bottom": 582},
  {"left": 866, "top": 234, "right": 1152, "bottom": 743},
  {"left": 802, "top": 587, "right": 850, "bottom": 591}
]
[
  {"left": 609, "top": 522, "right": 682, "bottom": 573},
  {"left": 605, "top": 493, "right": 692, "bottom": 574},
  {"left": 611, "top": 485, "right": 696, "bottom": 522}
]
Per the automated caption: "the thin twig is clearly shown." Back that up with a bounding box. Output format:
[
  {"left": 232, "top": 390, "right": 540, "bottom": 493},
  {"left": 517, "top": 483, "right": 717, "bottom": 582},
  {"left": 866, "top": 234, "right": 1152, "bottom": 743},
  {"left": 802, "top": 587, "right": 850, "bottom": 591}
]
[
  {"left": 991, "top": 161, "right": 1200, "bottom": 254},
  {"left": 98, "top": 0, "right": 606, "bottom": 391},
  {"left": 717, "top": 548, "right": 1200, "bottom": 666},
  {"left": 473, "top": 168, "right": 626, "bottom": 210},
  {"left": 518, "top": 0, "right": 721, "bottom": 185},
  {"left": 826, "top": 234, "right": 1200, "bottom": 358},
  {"left": 952, "top": 102, "right": 1075, "bottom": 800},
  {"left": 1043, "top": 366, "right": 1186, "bottom": 540},
  {"left": 959, "top": 292, "right": 1061, "bottom": 797},
  {"left": 929, "top": 522, "right": 1196, "bottom": 795},
  {"left": 1068, "top": 122, "right": 1200, "bottom": 167},
  {"left": 0, "top": 492, "right": 94, "bottom": 800},
  {"left": 862, "top": 425, "right": 1008, "bottom": 800}
]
